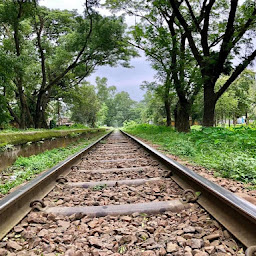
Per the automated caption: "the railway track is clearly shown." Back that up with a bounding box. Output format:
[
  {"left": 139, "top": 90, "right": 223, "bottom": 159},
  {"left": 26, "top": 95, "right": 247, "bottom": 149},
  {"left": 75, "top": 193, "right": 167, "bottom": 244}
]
[{"left": 0, "top": 130, "right": 256, "bottom": 255}]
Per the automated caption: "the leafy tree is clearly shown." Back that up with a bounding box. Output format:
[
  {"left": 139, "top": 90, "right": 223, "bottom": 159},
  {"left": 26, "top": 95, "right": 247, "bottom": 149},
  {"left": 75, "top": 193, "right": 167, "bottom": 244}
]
[
  {"left": 0, "top": 0, "right": 137, "bottom": 128},
  {"left": 139, "top": 90, "right": 167, "bottom": 125},
  {"left": 66, "top": 83, "right": 100, "bottom": 127},
  {"left": 232, "top": 69, "right": 256, "bottom": 123},
  {"left": 0, "top": 0, "right": 35, "bottom": 128},
  {"left": 96, "top": 103, "right": 109, "bottom": 126},
  {"left": 140, "top": 81, "right": 176, "bottom": 126},
  {"left": 215, "top": 69, "right": 256, "bottom": 125},
  {"left": 168, "top": 0, "right": 256, "bottom": 126},
  {"left": 95, "top": 76, "right": 117, "bottom": 126},
  {"left": 0, "top": 95, "right": 12, "bottom": 127},
  {"left": 0, "top": 49, "right": 15, "bottom": 126},
  {"left": 105, "top": 0, "right": 202, "bottom": 132},
  {"left": 94, "top": 76, "right": 139, "bottom": 127},
  {"left": 215, "top": 77, "right": 238, "bottom": 126},
  {"left": 110, "top": 91, "right": 138, "bottom": 126}
]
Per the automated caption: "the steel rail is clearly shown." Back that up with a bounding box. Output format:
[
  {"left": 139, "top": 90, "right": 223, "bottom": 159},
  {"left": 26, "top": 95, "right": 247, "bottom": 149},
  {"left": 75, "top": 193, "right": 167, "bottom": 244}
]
[
  {"left": 0, "top": 130, "right": 112, "bottom": 240},
  {"left": 121, "top": 130, "right": 256, "bottom": 248}
]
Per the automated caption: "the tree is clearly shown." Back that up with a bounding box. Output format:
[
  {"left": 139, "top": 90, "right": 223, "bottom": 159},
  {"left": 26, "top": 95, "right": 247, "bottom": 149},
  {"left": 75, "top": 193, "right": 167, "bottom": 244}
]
[
  {"left": 215, "top": 77, "right": 238, "bottom": 126},
  {"left": 140, "top": 81, "right": 176, "bottom": 126},
  {"left": 96, "top": 103, "right": 109, "bottom": 126},
  {"left": 0, "top": 49, "right": 15, "bottom": 127},
  {"left": 95, "top": 76, "right": 117, "bottom": 126},
  {"left": 0, "top": 0, "right": 137, "bottom": 128},
  {"left": 111, "top": 91, "right": 138, "bottom": 126},
  {"left": 139, "top": 90, "right": 167, "bottom": 125},
  {"left": 105, "top": 0, "right": 202, "bottom": 132},
  {"left": 0, "top": 0, "right": 35, "bottom": 128},
  {"left": 65, "top": 83, "right": 100, "bottom": 127},
  {"left": 94, "top": 76, "right": 139, "bottom": 127},
  {"left": 232, "top": 69, "right": 256, "bottom": 123},
  {"left": 168, "top": 0, "right": 256, "bottom": 126},
  {"left": 215, "top": 69, "right": 256, "bottom": 125}
]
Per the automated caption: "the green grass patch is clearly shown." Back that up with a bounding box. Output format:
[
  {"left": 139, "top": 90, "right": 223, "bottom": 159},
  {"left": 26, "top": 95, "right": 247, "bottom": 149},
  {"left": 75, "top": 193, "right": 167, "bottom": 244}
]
[
  {"left": 124, "top": 124, "right": 256, "bottom": 184},
  {"left": 0, "top": 128, "right": 106, "bottom": 148},
  {"left": 0, "top": 131, "right": 107, "bottom": 195}
]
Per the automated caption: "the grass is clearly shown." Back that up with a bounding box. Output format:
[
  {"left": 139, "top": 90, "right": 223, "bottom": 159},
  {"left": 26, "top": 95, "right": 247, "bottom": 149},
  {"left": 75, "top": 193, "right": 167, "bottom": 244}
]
[
  {"left": 0, "top": 131, "right": 107, "bottom": 195},
  {"left": 0, "top": 128, "right": 106, "bottom": 148},
  {"left": 124, "top": 124, "right": 256, "bottom": 185},
  {"left": 92, "top": 184, "right": 107, "bottom": 191}
]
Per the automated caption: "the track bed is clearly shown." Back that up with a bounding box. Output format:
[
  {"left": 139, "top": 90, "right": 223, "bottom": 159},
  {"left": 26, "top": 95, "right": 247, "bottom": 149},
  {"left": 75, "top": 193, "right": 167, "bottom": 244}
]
[{"left": 0, "top": 131, "right": 248, "bottom": 255}]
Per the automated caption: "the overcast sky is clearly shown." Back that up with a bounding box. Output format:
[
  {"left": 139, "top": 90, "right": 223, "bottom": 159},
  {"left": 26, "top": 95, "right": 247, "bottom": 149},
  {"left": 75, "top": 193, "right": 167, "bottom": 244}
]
[{"left": 39, "top": 0, "right": 156, "bottom": 101}]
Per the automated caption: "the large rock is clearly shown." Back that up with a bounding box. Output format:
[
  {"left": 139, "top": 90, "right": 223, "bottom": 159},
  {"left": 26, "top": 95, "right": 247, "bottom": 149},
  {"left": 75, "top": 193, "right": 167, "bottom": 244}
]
[
  {"left": 166, "top": 242, "right": 178, "bottom": 253},
  {"left": 190, "top": 239, "right": 204, "bottom": 249},
  {"left": 6, "top": 241, "right": 22, "bottom": 251},
  {"left": 0, "top": 249, "right": 8, "bottom": 256}
]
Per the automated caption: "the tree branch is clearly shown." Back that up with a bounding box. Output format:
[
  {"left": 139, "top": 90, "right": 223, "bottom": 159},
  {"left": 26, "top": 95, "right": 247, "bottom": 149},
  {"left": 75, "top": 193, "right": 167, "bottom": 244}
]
[
  {"left": 128, "top": 41, "right": 169, "bottom": 73},
  {"left": 215, "top": 0, "right": 239, "bottom": 74},
  {"left": 13, "top": 2, "right": 23, "bottom": 57},
  {"left": 184, "top": 0, "right": 202, "bottom": 32},
  {"left": 7, "top": 103, "right": 20, "bottom": 125},
  {"left": 216, "top": 49, "right": 256, "bottom": 99},
  {"left": 43, "top": 0, "right": 94, "bottom": 93},
  {"left": 34, "top": 12, "right": 47, "bottom": 89},
  {"left": 201, "top": 0, "right": 215, "bottom": 56},
  {"left": 168, "top": 0, "right": 203, "bottom": 66},
  {"left": 209, "top": 34, "right": 225, "bottom": 48},
  {"left": 232, "top": 6, "right": 256, "bottom": 46}
]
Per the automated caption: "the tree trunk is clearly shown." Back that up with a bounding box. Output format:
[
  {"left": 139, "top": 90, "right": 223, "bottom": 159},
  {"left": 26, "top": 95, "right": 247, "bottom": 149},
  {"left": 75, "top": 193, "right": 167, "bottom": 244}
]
[
  {"left": 202, "top": 84, "right": 217, "bottom": 127},
  {"left": 164, "top": 99, "right": 171, "bottom": 127},
  {"left": 16, "top": 79, "right": 34, "bottom": 128},
  {"left": 245, "top": 112, "right": 249, "bottom": 125},
  {"left": 233, "top": 115, "right": 237, "bottom": 126},
  {"left": 34, "top": 92, "right": 49, "bottom": 128},
  {"left": 175, "top": 101, "right": 190, "bottom": 133}
]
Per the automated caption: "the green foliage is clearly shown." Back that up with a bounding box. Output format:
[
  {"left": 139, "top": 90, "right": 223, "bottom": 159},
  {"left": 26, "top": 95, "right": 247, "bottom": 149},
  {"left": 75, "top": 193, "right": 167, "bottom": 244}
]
[
  {"left": 95, "top": 77, "right": 139, "bottom": 127},
  {"left": 0, "top": 131, "right": 107, "bottom": 195},
  {"left": 49, "top": 120, "right": 57, "bottom": 129},
  {"left": 124, "top": 124, "right": 256, "bottom": 184},
  {"left": 123, "top": 120, "right": 138, "bottom": 128},
  {"left": 215, "top": 70, "right": 256, "bottom": 122},
  {"left": 0, "top": 1, "right": 137, "bottom": 129},
  {"left": 0, "top": 95, "right": 12, "bottom": 127},
  {"left": 138, "top": 90, "right": 167, "bottom": 125},
  {"left": 63, "top": 83, "right": 100, "bottom": 127}
]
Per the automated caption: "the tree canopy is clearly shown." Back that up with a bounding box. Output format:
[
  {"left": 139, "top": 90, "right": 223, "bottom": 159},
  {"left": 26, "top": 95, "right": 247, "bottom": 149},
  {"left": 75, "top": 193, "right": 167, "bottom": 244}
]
[{"left": 0, "top": 0, "right": 137, "bottom": 128}]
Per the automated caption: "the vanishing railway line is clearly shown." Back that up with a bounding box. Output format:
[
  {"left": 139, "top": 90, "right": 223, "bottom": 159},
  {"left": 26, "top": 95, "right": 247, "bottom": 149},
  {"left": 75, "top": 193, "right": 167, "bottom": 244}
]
[{"left": 0, "top": 130, "right": 256, "bottom": 255}]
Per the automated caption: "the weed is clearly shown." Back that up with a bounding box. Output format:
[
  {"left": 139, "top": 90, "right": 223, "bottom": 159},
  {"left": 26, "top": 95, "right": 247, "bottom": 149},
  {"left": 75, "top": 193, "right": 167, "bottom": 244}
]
[
  {"left": 92, "top": 184, "right": 107, "bottom": 191},
  {"left": 0, "top": 132, "right": 107, "bottom": 195},
  {"left": 124, "top": 124, "right": 256, "bottom": 185},
  {"left": 118, "top": 245, "right": 127, "bottom": 254}
]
